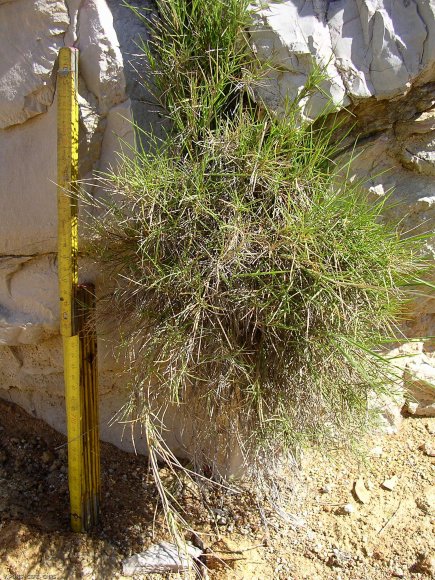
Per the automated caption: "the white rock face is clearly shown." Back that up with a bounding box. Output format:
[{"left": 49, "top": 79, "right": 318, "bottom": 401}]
[
  {"left": 251, "top": 0, "right": 435, "bottom": 115},
  {"left": 0, "top": 0, "right": 162, "bottom": 450},
  {"left": 0, "top": 0, "right": 434, "bottom": 461},
  {"left": 0, "top": 0, "right": 69, "bottom": 129},
  {"left": 77, "top": 0, "right": 126, "bottom": 114}
]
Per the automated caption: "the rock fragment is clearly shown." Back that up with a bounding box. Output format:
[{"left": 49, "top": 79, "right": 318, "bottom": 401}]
[
  {"left": 342, "top": 503, "right": 355, "bottom": 514},
  {"left": 422, "top": 442, "right": 435, "bottom": 457},
  {"left": 122, "top": 542, "right": 202, "bottom": 576},
  {"left": 328, "top": 547, "right": 354, "bottom": 568},
  {"left": 382, "top": 476, "right": 398, "bottom": 491},
  {"left": 370, "top": 446, "right": 383, "bottom": 457},
  {"left": 354, "top": 478, "right": 371, "bottom": 504},
  {"left": 321, "top": 483, "right": 332, "bottom": 494},
  {"left": 416, "top": 486, "right": 435, "bottom": 515},
  {"left": 275, "top": 507, "right": 306, "bottom": 528}
]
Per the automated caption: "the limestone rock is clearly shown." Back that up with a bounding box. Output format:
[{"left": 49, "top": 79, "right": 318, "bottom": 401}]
[
  {"left": 416, "top": 486, "right": 435, "bottom": 515},
  {"left": 368, "top": 386, "right": 405, "bottom": 435},
  {"left": 422, "top": 442, "right": 435, "bottom": 457},
  {"left": 250, "top": 1, "right": 349, "bottom": 118},
  {"left": 354, "top": 478, "right": 371, "bottom": 504},
  {"left": 122, "top": 542, "right": 202, "bottom": 576},
  {"left": 382, "top": 476, "right": 398, "bottom": 491},
  {"left": 399, "top": 133, "right": 435, "bottom": 176},
  {"left": 106, "top": 0, "right": 163, "bottom": 135},
  {"left": 99, "top": 100, "right": 135, "bottom": 173},
  {"left": 252, "top": 0, "right": 435, "bottom": 111},
  {"left": 0, "top": 0, "right": 69, "bottom": 129},
  {"left": 342, "top": 503, "right": 355, "bottom": 514},
  {"left": 76, "top": 0, "right": 126, "bottom": 114},
  {"left": 404, "top": 355, "right": 435, "bottom": 417}
]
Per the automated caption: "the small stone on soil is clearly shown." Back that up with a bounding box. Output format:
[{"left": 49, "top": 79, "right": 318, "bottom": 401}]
[
  {"left": 422, "top": 442, "right": 435, "bottom": 457},
  {"left": 342, "top": 503, "right": 355, "bottom": 514},
  {"left": 354, "top": 478, "right": 371, "bottom": 504},
  {"left": 370, "top": 446, "right": 383, "bottom": 457},
  {"left": 321, "top": 484, "right": 332, "bottom": 494},
  {"left": 41, "top": 450, "right": 55, "bottom": 465},
  {"left": 122, "top": 541, "right": 202, "bottom": 576},
  {"left": 382, "top": 476, "right": 398, "bottom": 491}
]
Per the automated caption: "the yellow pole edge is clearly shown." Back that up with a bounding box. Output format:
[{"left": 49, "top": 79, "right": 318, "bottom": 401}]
[
  {"left": 57, "top": 47, "right": 79, "bottom": 338},
  {"left": 64, "top": 335, "right": 83, "bottom": 532},
  {"left": 57, "top": 47, "right": 84, "bottom": 532}
]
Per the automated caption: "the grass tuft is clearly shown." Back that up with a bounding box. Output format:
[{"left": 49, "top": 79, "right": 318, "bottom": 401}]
[{"left": 85, "top": 0, "right": 426, "bottom": 486}]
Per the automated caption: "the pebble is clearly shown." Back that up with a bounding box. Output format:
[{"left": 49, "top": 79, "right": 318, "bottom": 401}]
[
  {"left": 321, "top": 484, "right": 332, "bottom": 494},
  {"left": 41, "top": 450, "right": 55, "bottom": 465},
  {"left": 366, "top": 479, "right": 375, "bottom": 491},
  {"left": 332, "top": 548, "right": 353, "bottom": 562},
  {"left": 426, "top": 421, "right": 435, "bottom": 435},
  {"left": 313, "top": 543, "right": 323, "bottom": 554},
  {"left": 416, "top": 486, "right": 435, "bottom": 515},
  {"left": 392, "top": 568, "right": 405, "bottom": 578},
  {"left": 342, "top": 503, "right": 355, "bottom": 514},
  {"left": 354, "top": 478, "right": 371, "bottom": 504},
  {"left": 382, "top": 476, "right": 398, "bottom": 491},
  {"left": 370, "top": 446, "right": 383, "bottom": 457},
  {"left": 422, "top": 442, "right": 435, "bottom": 457}
]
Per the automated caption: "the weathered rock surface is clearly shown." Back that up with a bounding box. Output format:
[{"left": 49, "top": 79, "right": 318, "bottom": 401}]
[
  {"left": 404, "top": 354, "right": 435, "bottom": 416},
  {"left": 76, "top": 0, "right": 126, "bottom": 115},
  {"left": 251, "top": 0, "right": 435, "bottom": 115},
  {"left": 0, "top": 0, "right": 159, "bottom": 450},
  {"left": 0, "top": 0, "right": 69, "bottom": 129}
]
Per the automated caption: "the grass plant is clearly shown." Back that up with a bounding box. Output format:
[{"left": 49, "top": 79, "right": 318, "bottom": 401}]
[{"left": 86, "top": 0, "right": 426, "bottom": 501}]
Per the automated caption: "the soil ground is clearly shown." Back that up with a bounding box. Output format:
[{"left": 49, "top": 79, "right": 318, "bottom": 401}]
[{"left": 0, "top": 399, "right": 433, "bottom": 579}]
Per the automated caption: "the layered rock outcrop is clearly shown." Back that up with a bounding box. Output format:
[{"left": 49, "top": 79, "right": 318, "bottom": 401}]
[
  {"left": 0, "top": 0, "right": 434, "bottom": 457},
  {"left": 0, "top": 0, "right": 163, "bottom": 452}
]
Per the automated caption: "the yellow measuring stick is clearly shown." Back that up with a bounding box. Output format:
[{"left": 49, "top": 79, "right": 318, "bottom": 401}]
[{"left": 57, "top": 47, "right": 100, "bottom": 532}]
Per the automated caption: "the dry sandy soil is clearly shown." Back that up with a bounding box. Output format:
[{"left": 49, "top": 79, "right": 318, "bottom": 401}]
[{"left": 0, "top": 398, "right": 434, "bottom": 579}]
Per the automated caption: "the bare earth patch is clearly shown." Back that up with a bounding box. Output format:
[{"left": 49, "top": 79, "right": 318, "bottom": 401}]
[{"left": 0, "top": 399, "right": 433, "bottom": 579}]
